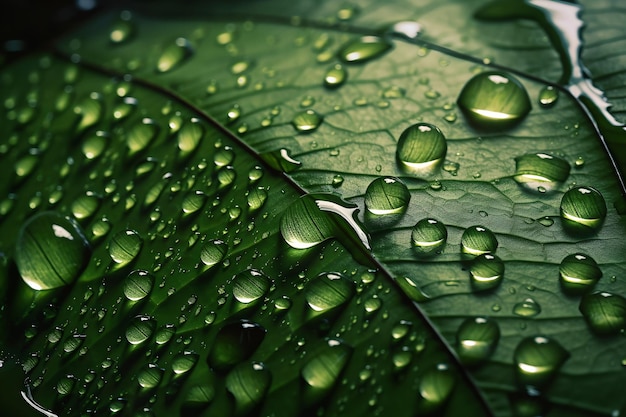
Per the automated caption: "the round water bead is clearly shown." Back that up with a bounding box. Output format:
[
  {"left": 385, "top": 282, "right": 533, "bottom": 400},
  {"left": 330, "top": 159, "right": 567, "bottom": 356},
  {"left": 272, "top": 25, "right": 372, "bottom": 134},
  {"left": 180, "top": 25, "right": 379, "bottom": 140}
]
[
  {"left": 172, "top": 351, "right": 199, "bottom": 375},
  {"left": 338, "top": 36, "right": 392, "bottom": 64},
  {"left": 137, "top": 364, "right": 163, "bottom": 389},
  {"left": 280, "top": 195, "right": 334, "bottom": 249},
  {"left": 364, "top": 177, "right": 411, "bottom": 215},
  {"left": 418, "top": 364, "right": 456, "bottom": 414},
  {"left": 514, "top": 336, "right": 569, "bottom": 391},
  {"left": 456, "top": 317, "right": 500, "bottom": 365},
  {"left": 559, "top": 253, "right": 602, "bottom": 294},
  {"left": 514, "top": 153, "right": 570, "bottom": 192},
  {"left": 579, "top": 291, "right": 626, "bottom": 335},
  {"left": 324, "top": 64, "right": 347, "bottom": 88},
  {"left": 469, "top": 253, "right": 504, "bottom": 291},
  {"left": 560, "top": 186, "right": 607, "bottom": 232},
  {"left": 200, "top": 239, "right": 227, "bottom": 268},
  {"left": 123, "top": 270, "right": 154, "bottom": 301},
  {"left": 457, "top": 71, "right": 531, "bottom": 129},
  {"left": 411, "top": 218, "right": 447, "bottom": 256},
  {"left": 461, "top": 225, "right": 498, "bottom": 257},
  {"left": 305, "top": 272, "right": 354, "bottom": 312},
  {"left": 538, "top": 85, "right": 558, "bottom": 108},
  {"left": 208, "top": 320, "right": 266, "bottom": 371},
  {"left": 232, "top": 269, "right": 271, "bottom": 304},
  {"left": 15, "top": 211, "right": 91, "bottom": 290},
  {"left": 396, "top": 123, "right": 447, "bottom": 175},
  {"left": 292, "top": 109, "right": 323, "bottom": 133},
  {"left": 108, "top": 230, "right": 143, "bottom": 265},
  {"left": 125, "top": 315, "right": 156, "bottom": 345}
]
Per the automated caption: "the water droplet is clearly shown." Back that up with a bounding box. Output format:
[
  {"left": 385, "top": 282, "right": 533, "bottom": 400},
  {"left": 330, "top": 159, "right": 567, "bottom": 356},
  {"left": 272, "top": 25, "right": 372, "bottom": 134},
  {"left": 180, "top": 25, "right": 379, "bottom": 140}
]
[
  {"left": 456, "top": 317, "right": 500, "bottom": 365},
  {"left": 74, "top": 93, "right": 103, "bottom": 132},
  {"left": 579, "top": 292, "right": 626, "bottom": 335},
  {"left": 214, "top": 146, "right": 235, "bottom": 167},
  {"left": 125, "top": 315, "right": 156, "bottom": 345},
  {"left": 226, "top": 105, "right": 241, "bottom": 124},
  {"left": 418, "top": 364, "right": 456, "bottom": 413},
  {"left": 82, "top": 131, "right": 108, "bottom": 160},
  {"left": 232, "top": 269, "right": 271, "bottom": 304},
  {"left": 514, "top": 336, "right": 569, "bottom": 391},
  {"left": 126, "top": 118, "right": 159, "bottom": 154},
  {"left": 110, "top": 12, "right": 135, "bottom": 44},
  {"left": 200, "top": 239, "right": 227, "bottom": 268},
  {"left": 71, "top": 193, "right": 100, "bottom": 220},
  {"left": 155, "top": 324, "right": 176, "bottom": 345},
  {"left": 513, "top": 298, "right": 541, "bottom": 317},
  {"left": 411, "top": 218, "right": 447, "bottom": 256},
  {"left": 339, "top": 36, "right": 392, "bottom": 63},
  {"left": 14, "top": 154, "right": 38, "bottom": 179},
  {"left": 469, "top": 253, "right": 504, "bottom": 291},
  {"left": 172, "top": 351, "right": 199, "bottom": 375},
  {"left": 15, "top": 212, "right": 91, "bottom": 290},
  {"left": 514, "top": 153, "right": 570, "bottom": 191},
  {"left": 279, "top": 196, "right": 334, "bottom": 249},
  {"left": 137, "top": 364, "right": 163, "bottom": 389},
  {"left": 305, "top": 272, "right": 354, "bottom": 312},
  {"left": 56, "top": 376, "right": 75, "bottom": 396},
  {"left": 457, "top": 71, "right": 531, "bottom": 129},
  {"left": 209, "top": 320, "right": 266, "bottom": 371},
  {"left": 301, "top": 339, "right": 352, "bottom": 404},
  {"left": 157, "top": 37, "right": 194, "bottom": 73},
  {"left": 538, "top": 85, "right": 558, "bottom": 108},
  {"left": 560, "top": 186, "right": 607, "bottom": 232},
  {"left": 396, "top": 123, "right": 447, "bottom": 175},
  {"left": 364, "top": 177, "right": 411, "bottom": 215},
  {"left": 574, "top": 156, "right": 585, "bottom": 169},
  {"left": 108, "top": 229, "right": 143, "bottom": 265},
  {"left": 178, "top": 119, "right": 204, "bottom": 153},
  {"left": 364, "top": 296, "right": 382, "bottom": 314},
  {"left": 246, "top": 187, "right": 268, "bottom": 212},
  {"left": 324, "top": 64, "right": 347, "bottom": 88},
  {"left": 225, "top": 362, "right": 271, "bottom": 416},
  {"left": 292, "top": 109, "right": 323, "bottom": 133},
  {"left": 461, "top": 225, "right": 498, "bottom": 257},
  {"left": 559, "top": 253, "right": 602, "bottom": 294},
  {"left": 123, "top": 270, "right": 154, "bottom": 301}
]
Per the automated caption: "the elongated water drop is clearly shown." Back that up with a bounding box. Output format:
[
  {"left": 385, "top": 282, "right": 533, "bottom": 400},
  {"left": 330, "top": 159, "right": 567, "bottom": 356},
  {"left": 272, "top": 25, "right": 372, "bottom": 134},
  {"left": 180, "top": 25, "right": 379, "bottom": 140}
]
[
  {"left": 456, "top": 317, "right": 500, "bottom": 365},
  {"left": 514, "top": 153, "right": 570, "bottom": 192},
  {"left": 71, "top": 193, "right": 100, "bottom": 220},
  {"left": 82, "top": 131, "right": 108, "bottom": 160},
  {"left": 126, "top": 118, "right": 159, "bottom": 154},
  {"left": 461, "top": 225, "right": 498, "bottom": 257},
  {"left": 232, "top": 269, "right": 271, "bottom": 304},
  {"left": 247, "top": 187, "right": 268, "bottom": 212},
  {"left": 364, "top": 176, "right": 411, "bottom": 215},
  {"left": 514, "top": 336, "right": 569, "bottom": 391},
  {"left": 156, "top": 38, "right": 194, "bottom": 73},
  {"left": 559, "top": 253, "right": 602, "bottom": 294},
  {"left": 125, "top": 315, "right": 156, "bottom": 345},
  {"left": 411, "top": 218, "right": 447, "bottom": 256},
  {"left": 418, "top": 364, "right": 456, "bottom": 414},
  {"left": 178, "top": 119, "right": 204, "bottom": 153},
  {"left": 305, "top": 272, "right": 354, "bottom": 312},
  {"left": 339, "top": 36, "right": 392, "bottom": 63},
  {"left": 200, "top": 239, "right": 227, "bottom": 268},
  {"left": 292, "top": 109, "right": 323, "bottom": 133},
  {"left": 208, "top": 320, "right": 266, "bottom": 371},
  {"left": 579, "top": 292, "right": 626, "bottom": 335},
  {"left": 513, "top": 298, "right": 541, "bottom": 318},
  {"left": 15, "top": 212, "right": 90, "bottom": 290},
  {"left": 560, "top": 186, "right": 607, "bottom": 232},
  {"left": 123, "top": 270, "right": 154, "bottom": 301},
  {"left": 108, "top": 230, "right": 143, "bottom": 265},
  {"left": 324, "top": 64, "right": 347, "bottom": 88},
  {"left": 396, "top": 123, "right": 447, "bottom": 175},
  {"left": 172, "top": 351, "right": 199, "bottom": 375},
  {"left": 469, "top": 253, "right": 504, "bottom": 291},
  {"left": 457, "top": 71, "right": 531, "bottom": 128},
  {"left": 301, "top": 339, "right": 352, "bottom": 405},
  {"left": 137, "top": 364, "right": 163, "bottom": 389},
  {"left": 226, "top": 362, "right": 271, "bottom": 416},
  {"left": 74, "top": 93, "right": 103, "bottom": 132}
]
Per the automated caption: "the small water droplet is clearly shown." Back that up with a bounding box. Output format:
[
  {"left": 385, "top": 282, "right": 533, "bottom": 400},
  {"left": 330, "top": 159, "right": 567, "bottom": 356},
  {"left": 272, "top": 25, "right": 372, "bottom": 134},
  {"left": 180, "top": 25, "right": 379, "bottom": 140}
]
[
  {"left": 411, "top": 218, "right": 447, "bottom": 256},
  {"left": 538, "top": 85, "right": 558, "bottom": 108},
  {"left": 560, "top": 186, "right": 607, "bottom": 232},
  {"left": 457, "top": 71, "right": 531, "bottom": 129},
  {"left": 513, "top": 298, "right": 541, "bottom": 317},
  {"left": 470, "top": 253, "right": 504, "bottom": 291},
  {"left": 559, "top": 253, "right": 602, "bottom": 294},
  {"left": 123, "top": 270, "right": 154, "bottom": 301},
  {"left": 364, "top": 296, "right": 382, "bottom": 314},
  {"left": 292, "top": 109, "right": 323, "bottom": 133},
  {"left": 305, "top": 272, "right": 354, "bottom": 312},
  {"left": 365, "top": 176, "right": 411, "bottom": 215},
  {"left": 157, "top": 37, "right": 194, "bottom": 73},
  {"left": 125, "top": 315, "right": 156, "bottom": 345},
  {"left": 108, "top": 229, "right": 143, "bottom": 265},
  {"left": 226, "top": 104, "right": 241, "bottom": 124},
  {"left": 209, "top": 320, "right": 266, "bottom": 371},
  {"left": 110, "top": 12, "right": 135, "bottom": 44},
  {"left": 514, "top": 336, "right": 569, "bottom": 391},
  {"left": 232, "top": 269, "right": 271, "bottom": 304},
  {"left": 339, "top": 36, "right": 392, "bottom": 63},
  {"left": 396, "top": 123, "right": 447, "bottom": 175},
  {"left": 579, "top": 291, "right": 626, "bottom": 335},
  {"left": 15, "top": 212, "right": 91, "bottom": 290},
  {"left": 324, "top": 64, "right": 347, "bottom": 88},
  {"left": 461, "top": 225, "right": 498, "bottom": 257},
  {"left": 456, "top": 317, "right": 500, "bottom": 365},
  {"left": 514, "top": 153, "right": 570, "bottom": 192}
]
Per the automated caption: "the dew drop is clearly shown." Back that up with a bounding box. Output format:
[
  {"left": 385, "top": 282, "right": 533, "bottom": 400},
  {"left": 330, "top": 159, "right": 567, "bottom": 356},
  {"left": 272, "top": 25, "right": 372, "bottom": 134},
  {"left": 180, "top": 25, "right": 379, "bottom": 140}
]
[
  {"left": 137, "top": 364, "right": 163, "bottom": 389},
  {"left": 172, "top": 351, "right": 199, "bottom": 375},
  {"left": 396, "top": 123, "right": 447, "bottom": 175},
  {"left": 559, "top": 253, "right": 602, "bottom": 294},
  {"left": 126, "top": 118, "right": 159, "bottom": 154},
  {"left": 56, "top": 376, "right": 75, "bottom": 396},
  {"left": 560, "top": 186, "right": 607, "bottom": 232},
  {"left": 514, "top": 336, "right": 569, "bottom": 391},
  {"left": 339, "top": 36, "right": 392, "bottom": 64},
  {"left": 538, "top": 85, "right": 558, "bottom": 108},
  {"left": 156, "top": 37, "right": 194, "bottom": 73},
  {"left": 292, "top": 109, "right": 323, "bottom": 133},
  {"left": 456, "top": 317, "right": 500, "bottom": 365},
  {"left": 305, "top": 272, "right": 354, "bottom": 312},
  {"left": 301, "top": 339, "right": 352, "bottom": 404},
  {"left": 71, "top": 193, "right": 100, "bottom": 220},
  {"left": 225, "top": 362, "right": 272, "bottom": 416},
  {"left": 15, "top": 211, "right": 90, "bottom": 290},
  {"left": 461, "top": 225, "right": 498, "bottom": 257},
  {"left": 579, "top": 291, "right": 626, "bottom": 335},
  {"left": 82, "top": 131, "right": 108, "bottom": 160},
  {"left": 110, "top": 12, "right": 135, "bottom": 44},
  {"left": 232, "top": 269, "right": 271, "bottom": 304},
  {"left": 457, "top": 71, "right": 531, "bottom": 129},
  {"left": 411, "top": 218, "right": 447, "bottom": 256},
  {"left": 418, "top": 364, "right": 456, "bottom": 413},
  {"left": 125, "top": 315, "right": 156, "bottom": 345},
  {"left": 514, "top": 153, "right": 570, "bottom": 191},
  {"left": 200, "top": 239, "right": 227, "bottom": 268},
  {"left": 181, "top": 191, "right": 206, "bottom": 215},
  {"left": 108, "top": 229, "right": 143, "bottom": 265},
  {"left": 208, "top": 320, "right": 266, "bottom": 371},
  {"left": 123, "top": 270, "right": 154, "bottom": 301},
  {"left": 364, "top": 296, "right": 382, "bottom": 314},
  {"left": 155, "top": 324, "right": 176, "bottom": 345},
  {"left": 74, "top": 93, "right": 103, "bottom": 132},
  {"left": 178, "top": 119, "right": 204, "bottom": 153},
  {"left": 513, "top": 298, "right": 541, "bottom": 318},
  {"left": 324, "top": 64, "right": 347, "bottom": 89},
  {"left": 247, "top": 187, "right": 268, "bottom": 212},
  {"left": 365, "top": 177, "right": 411, "bottom": 215},
  {"left": 226, "top": 105, "right": 241, "bottom": 124},
  {"left": 280, "top": 196, "right": 334, "bottom": 249},
  {"left": 214, "top": 146, "right": 235, "bottom": 167},
  {"left": 469, "top": 253, "right": 504, "bottom": 291}
]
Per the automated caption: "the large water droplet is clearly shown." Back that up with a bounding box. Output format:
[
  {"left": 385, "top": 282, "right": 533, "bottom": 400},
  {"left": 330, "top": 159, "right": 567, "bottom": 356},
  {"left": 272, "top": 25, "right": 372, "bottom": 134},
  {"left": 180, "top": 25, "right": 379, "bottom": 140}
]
[
  {"left": 456, "top": 317, "right": 500, "bottom": 365},
  {"left": 178, "top": 119, "right": 204, "bottom": 153},
  {"left": 232, "top": 269, "right": 271, "bottom": 304},
  {"left": 418, "top": 364, "right": 456, "bottom": 414},
  {"left": 208, "top": 320, "right": 266, "bottom": 371},
  {"left": 579, "top": 291, "right": 626, "bottom": 335},
  {"left": 126, "top": 118, "right": 159, "bottom": 154},
  {"left": 560, "top": 186, "right": 607, "bottom": 232},
  {"left": 137, "top": 364, "right": 163, "bottom": 389},
  {"left": 172, "top": 351, "right": 199, "bottom": 375},
  {"left": 461, "top": 225, "right": 498, "bottom": 257},
  {"left": 396, "top": 123, "right": 447, "bottom": 175},
  {"left": 225, "top": 362, "right": 271, "bottom": 416},
  {"left": 364, "top": 176, "right": 411, "bottom": 215},
  {"left": 82, "top": 131, "right": 108, "bottom": 160},
  {"left": 200, "top": 239, "right": 227, "bottom": 268},
  {"left": 292, "top": 109, "right": 323, "bottom": 133},
  {"left": 559, "top": 253, "right": 602, "bottom": 294},
  {"left": 156, "top": 38, "right": 194, "bottom": 73},
  {"left": 411, "top": 218, "right": 447, "bottom": 256},
  {"left": 514, "top": 336, "right": 569, "bottom": 391},
  {"left": 15, "top": 212, "right": 91, "bottom": 290},
  {"left": 305, "top": 272, "right": 354, "bottom": 312},
  {"left": 125, "top": 315, "right": 156, "bottom": 345},
  {"left": 469, "top": 253, "right": 504, "bottom": 291},
  {"left": 123, "top": 270, "right": 154, "bottom": 301},
  {"left": 324, "top": 64, "right": 347, "bottom": 89},
  {"left": 338, "top": 36, "right": 392, "bottom": 64},
  {"left": 301, "top": 339, "right": 352, "bottom": 405},
  {"left": 457, "top": 71, "right": 531, "bottom": 129},
  {"left": 514, "top": 153, "right": 570, "bottom": 192},
  {"left": 108, "top": 229, "right": 143, "bottom": 265}
]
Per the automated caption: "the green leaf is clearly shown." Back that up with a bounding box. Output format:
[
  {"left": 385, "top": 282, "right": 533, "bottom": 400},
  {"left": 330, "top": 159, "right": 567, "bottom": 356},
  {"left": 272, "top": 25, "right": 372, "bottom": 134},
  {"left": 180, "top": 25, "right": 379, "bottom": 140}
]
[{"left": 1, "top": 1, "right": 626, "bottom": 416}]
